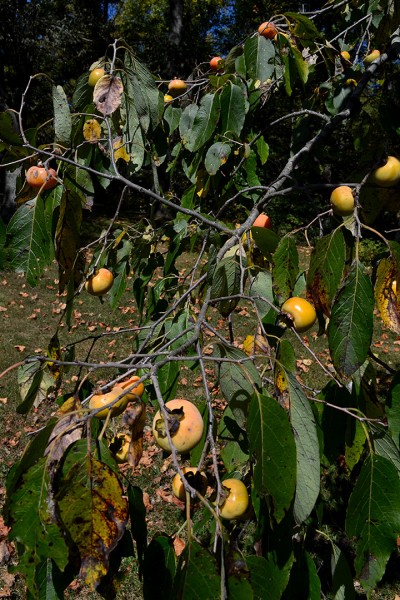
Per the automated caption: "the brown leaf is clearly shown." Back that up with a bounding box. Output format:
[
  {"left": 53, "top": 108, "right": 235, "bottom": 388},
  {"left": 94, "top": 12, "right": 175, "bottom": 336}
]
[
  {"left": 93, "top": 75, "right": 124, "bottom": 116},
  {"left": 14, "top": 345, "right": 26, "bottom": 352},
  {"left": 45, "top": 396, "right": 83, "bottom": 462},
  {"left": 173, "top": 536, "right": 186, "bottom": 557},
  {"left": 122, "top": 402, "right": 146, "bottom": 467}
]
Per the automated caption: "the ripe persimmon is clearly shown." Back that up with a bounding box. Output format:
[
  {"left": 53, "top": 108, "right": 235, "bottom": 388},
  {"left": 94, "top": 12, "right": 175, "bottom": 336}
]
[
  {"left": 168, "top": 78, "right": 187, "bottom": 98},
  {"left": 219, "top": 479, "right": 249, "bottom": 520},
  {"left": 369, "top": 156, "right": 400, "bottom": 188},
  {"left": 330, "top": 186, "right": 355, "bottom": 217},
  {"left": 26, "top": 166, "right": 58, "bottom": 190},
  {"left": 253, "top": 213, "right": 272, "bottom": 229},
  {"left": 281, "top": 297, "right": 317, "bottom": 333},
  {"left": 113, "top": 375, "right": 145, "bottom": 401},
  {"left": 152, "top": 398, "right": 204, "bottom": 453},
  {"left": 85, "top": 268, "right": 114, "bottom": 296},
  {"left": 258, "top": 21, "right": 278, "bottom": 39},
  {"left": 209, "top": 56, "right": 223, "bottom": 71},
  {"left": 172, "top": 467, "right": 208, "bottom": 501}
]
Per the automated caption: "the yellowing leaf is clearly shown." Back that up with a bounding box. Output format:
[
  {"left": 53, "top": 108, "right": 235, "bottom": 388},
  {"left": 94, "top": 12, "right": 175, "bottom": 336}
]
[
  {"left": 93, "top": 75, "right": 124, "bottom": 116},
  {"left": 113, "top": 137, "right": 130, "bottom": 162},
  {"left": 57, "top": 452, "right": 128, "bottom": 589},
  {"left": 375, "top": 257, "right": 400, "bottom": 333},
  {"left": 83, "top": 119, "right": 101, "bottom": 143}
]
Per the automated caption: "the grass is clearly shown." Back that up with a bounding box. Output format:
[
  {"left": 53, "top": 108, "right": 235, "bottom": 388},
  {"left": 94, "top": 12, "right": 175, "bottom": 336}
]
[{"left": 1, "top": 245, "right": 400, "bottom": 599}]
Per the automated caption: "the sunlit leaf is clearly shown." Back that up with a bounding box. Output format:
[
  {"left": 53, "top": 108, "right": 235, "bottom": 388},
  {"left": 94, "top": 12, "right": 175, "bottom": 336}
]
[
  {"left": 272, "top": 236, "right": 299, "bottom": 304},
  {"left": 57, "top": 450, "right": 128, "bottom": 589},
  {"left": 93, "top": 75, "right": 124, "bottom": 115},
  {"left": 220, "top": 82, "right": 247, "bottom": 137},
  {"left": 184, "top": 93, "right": 220, "bottom": 152},
  {"left": 205, "top": 142, "right": 231, "bottom": 175},
  {"left": 83, "top": 118, "right": 102, "bottom": 143}
]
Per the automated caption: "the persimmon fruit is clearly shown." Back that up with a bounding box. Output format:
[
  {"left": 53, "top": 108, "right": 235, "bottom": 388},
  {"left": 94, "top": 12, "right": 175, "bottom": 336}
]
[
  {"left": 369, "top": 156, "right": 400, "bottom": 188},
  {"left": 152, "top": 398, "right": 204, "bottom": 453},
  {"left": 26, "top": 166, "right": 58, "bottom": 190},
  {"left": 172, "top": 467, "right": 208, "bottom": 501},
  {"left": 89, "top": 388, "right": 130, "bottom": 419},
  {"left": 364, "top": 49, "right": 380, "bottom": 64},
  {"left": 253, "top": 213, "right": 272, "bottom": 229},
  {"left": 110, "top": 434, "right": 132, "bottom": 463},
  {"left": 168, "top": 78, "right": 187, "bottom": 98},
  {"left": 209, "top": 56, "right": 223, "bottom": 71},
  {"left": 113, "top": 375, "right": 145, "bottom": 401},
  {"left": 164, "top": 94, "right": 174, "bottom": 103},
  {"left": 340, "top": 51, "right": 351, "bottom": 60},
  {"left": 85, "top": 268, "right": 114, "bottom": 296},
  {"left": 88, "top": 67, "right": 105, "bottom": 87},
  {"left": 258, "top": 21, "right": 278, "bottom": 39},
  {"left": 330, "top": 185, "right": 355, "bottom": 216},
  {"left": 219, "top": 479, "right": 249, "bottom": 520},
  {"left": 281, "top": 297, "right": 317, "bottom": 333}
]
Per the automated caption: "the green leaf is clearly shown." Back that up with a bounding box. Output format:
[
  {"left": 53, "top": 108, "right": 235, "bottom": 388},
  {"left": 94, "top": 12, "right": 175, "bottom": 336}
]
[
  {"left": 164, "top": 105, "right": 182, "bottom": 135},
  {"left": 248, "top": 393, "right": 297, "bottom": 522},
  {"left": 249, "top": 271, "right": 276, "bottom": 321},
  {"left": 56, "top": 452, "right": 128, "bottom": 588},
  {"left": 219, "top": 405, "right": 249, "bottom": 469},
  {"left": 123, "top": 51, "right": 162, "bottom": 133},
  {"left": 172, "top": 539, "right": 221, "bottom": 599},
  {"left": 184, "top": 94, "right": 220, "bottom": 152},
  {"left": 244, "top": 35, "right": 275, "bottom": 82},
  {"left": 306, "top": 229, "right": 346, "bottom": 316},
  {"left": 156, "top": 359, "right": 179, "bottom": 402},
  {"left": 328, "top": 263, "right": 374, "bottom": 378},
  {"left": 205, "top": 142, "right": 231, "bottom": 175},
  {"left": 220, "top": 82, "right": 247, "bottom": 137},
  {"left": 387, "top": 374, "right": 400, "bottom": 448},
  {"left": 26, "top": 558, "right": 72, "bottom": 600},
  {"left": 6, "top": 197, "right": 52, "bottom": 286},
  {"left": 143, "top": 535, "right": 176, "bottom": 600},
  {"left": 315, "top": 381, "right": 352, "bottom": 466},
  {"left": 346, "top": 455, "right": 400, "bottom": 591},
  {"left": 284, "top": 12, "right": 323, "bottom": 46},
  {"left": 251, "top": 227, "right": 279, "bottom": 260},
  {"left": 288, "top": 375, "right": 320, "bottom": 524},
  {"left": 370, "top": 423, "right": 400, "bottom": 475},
  {"left": 210, "top": 256, "right": 242, "bottom": 317},
  {"left": 55, "top": 188, "right": 82, "bottom": 293},
  {"left": 290, "top": 44, "right": 309, "bottom": 84},
  {"left": 255, "top": 136, "right": 269, "bottom": 165},
  {"left": 128, "top": 485, "right": 147, "bottom": 572},
  {"left": 215, "top": 345, "right": 261, "bottom": 429},
  {"left": 331, "top": 542, "right": 355, "bottom": 600},
  {"left": 0, "top": 111, "right": 27, "bottom": 147},
  {"left": 52, "top": 85, "right": 71, "bottom": 145},
  {"left": 285, "top": 550, "right": 321, "bottom": 599},
  {"left": 17, "top": 360, "right": 44, "bottom": 414},
  {"left": 179, "top": 104, "right": 199, "bottom": 143},
  {"left": 72, "top": 73, "right": 92, "bottom": 110},
  {"left": 246, "top": 555, "right": 293, "bottom": 599},
  {"left": 8, "top": 458, "right": 69, "bottom": 593},
  {"left": 272, "top": 236, "right": 299, "bottom": 304}
]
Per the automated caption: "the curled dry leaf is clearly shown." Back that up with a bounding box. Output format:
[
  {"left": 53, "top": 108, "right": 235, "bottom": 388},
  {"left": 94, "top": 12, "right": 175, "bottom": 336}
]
[
  {"left": 122, "top": 402, "right": 146, "bottom": 467},
  {"left": 93, "top": 75, "right": 124, "bottom": 116},
  {"left": 45, "top": 396, "right": 83, "bottom": 462}
]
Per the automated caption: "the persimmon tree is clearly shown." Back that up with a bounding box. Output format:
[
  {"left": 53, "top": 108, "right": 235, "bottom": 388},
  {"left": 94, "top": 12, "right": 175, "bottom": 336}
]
[{"left": 1, "top": 1, "right": 400, "bottom": 598}]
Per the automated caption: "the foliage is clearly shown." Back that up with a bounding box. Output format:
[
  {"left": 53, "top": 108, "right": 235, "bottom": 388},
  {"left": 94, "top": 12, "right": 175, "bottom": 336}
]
[{"left": 1, "top": 0, "right": 400, "bottom": 598}]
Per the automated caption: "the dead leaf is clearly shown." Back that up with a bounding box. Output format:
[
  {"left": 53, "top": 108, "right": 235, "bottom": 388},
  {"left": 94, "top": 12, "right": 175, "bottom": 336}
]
[
  {"left": 45, "top": 396, "right": 83, "bottom": 462},
  {"left": 14, "top": 345, "right": 26, "bottom": 352},
  {"left": 173, "top": 536, "right": 186, "bottom": 557},
  {"left": 93, "top": 75, "right": 124, "bottom": 116},
  {"left": 122, "top": 402, "right": 146, "bottom": 467}
]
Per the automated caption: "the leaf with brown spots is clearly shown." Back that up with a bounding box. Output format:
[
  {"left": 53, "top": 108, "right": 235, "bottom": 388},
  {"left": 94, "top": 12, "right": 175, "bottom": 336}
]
[
  {"left": 93, "top": 75, "right": 124, "bottom": 116},
  {"left": 375, "top": 255, "right": 400, "bottom": 334},
  {"left": 56, "top": 448, "right": 128, "bottom": 589},
  {"left": 45, "top": 396, "right": 83, "bottom": 463}
]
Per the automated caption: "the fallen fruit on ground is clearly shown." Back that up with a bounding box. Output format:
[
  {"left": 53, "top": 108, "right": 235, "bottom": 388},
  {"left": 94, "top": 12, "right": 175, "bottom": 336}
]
[
  {"left": 88, "top": 67, "right": 105, "bottom": 87},
  {"left": 281, "top": 297, "right": 317, "bottom": 333},
  {"left": 85, "top": 268, "right": 114, "bottom": 296},
  {"left": 364, "top": 49, "right": 380, "bottom": 64},
  {"left": 26, "top": 166, "right": 58, "bottom": 190},
  {"left": 168, "top": 78, "right": 187, "bottom": 98},
  {"left": 110, "top": 434, "right": 132, "bottom": 463},
  {"left": 258, "top": 21, "right": 278, "bottom": 39},
  {"left": 152, "top": 398, "right": 204, "bottom": 453},
  {"left": 89, "top": 388, "right": 130, "bottom": 419},
  {"left": 369, "top": 156, "right": 400, "bottom": 188},
  {"left": 172, "top": 467, "right": 208, "bottom": 501},
  {"left": 113, "top": 375, "right": 145, "bottom": 401},
  {"left": 209, "top": 56, "right": 223, "bottom": 71},
  {"left": 330, "top": 185, "right": 355, "bottom": 216},
  {"left": 219, "top": 479, "right": 249, "bottom": 520}
]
